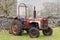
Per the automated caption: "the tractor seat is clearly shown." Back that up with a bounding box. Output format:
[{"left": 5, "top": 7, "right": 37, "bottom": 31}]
[{"left": 20, "top": 17, "right": 26, "bottom": 21}]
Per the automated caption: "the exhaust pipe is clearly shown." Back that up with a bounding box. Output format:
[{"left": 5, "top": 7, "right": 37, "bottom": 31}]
[{"left": 33, "top": 6, "right": 36, "bottom": 19}]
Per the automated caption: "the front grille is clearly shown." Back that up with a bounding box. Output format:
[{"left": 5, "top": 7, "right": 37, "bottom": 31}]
[{"left": 42, "top": 20, "right": 48, "bottom": 28}]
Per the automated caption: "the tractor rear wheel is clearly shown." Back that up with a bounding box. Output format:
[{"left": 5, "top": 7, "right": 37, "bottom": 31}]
[
  {"left": 9, "top": 19, "right": 23, "bottom": 35},
  {"left": 42, "top": 27, "right": 53, "bottom": 36},
  {"left": 29, "top": 27, "right": 40, "bottom": 38}
]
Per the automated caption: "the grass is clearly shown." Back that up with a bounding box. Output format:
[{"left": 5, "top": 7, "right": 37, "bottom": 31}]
[{"left": 0, "top": 27, "right": 60, "bottom": 40}]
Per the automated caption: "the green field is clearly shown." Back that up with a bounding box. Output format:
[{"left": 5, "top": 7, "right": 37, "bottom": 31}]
[{"left": 0, "top": 27, "right": 60, "bottom": 40}]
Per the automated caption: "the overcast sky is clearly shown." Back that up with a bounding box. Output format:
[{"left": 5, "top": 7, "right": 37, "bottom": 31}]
[{"left": 17, "top": 0, "right": 60, "bottom": 11}]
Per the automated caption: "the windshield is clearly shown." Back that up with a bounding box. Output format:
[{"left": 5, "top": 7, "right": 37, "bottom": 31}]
[{"left": 19, "top": 7, "right": 26, "bottom": 18}]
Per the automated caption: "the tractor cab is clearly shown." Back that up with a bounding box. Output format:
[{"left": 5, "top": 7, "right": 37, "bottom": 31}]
[
  {"left": 18, "top": 3, "right": 36, "bottom": 22},
  {"left": 18, "top": 3, "right": 28, "bottom": 21}
]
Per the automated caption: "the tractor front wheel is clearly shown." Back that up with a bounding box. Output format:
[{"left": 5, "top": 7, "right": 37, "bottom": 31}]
[
  {"left": 29, "top": 27, "right": 40, "bottom": 38},
  {"left": 42, "top": 27, "right": 53, "bottom": 36}
]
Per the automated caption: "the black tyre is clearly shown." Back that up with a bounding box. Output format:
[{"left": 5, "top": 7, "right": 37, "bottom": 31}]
[
  {"left": 9, "top": 19, "right": 23, "bottom": 35},
  {"left": 29, "top": 27, "right": 40, "bottom": 38},
  {"left": 9, "top": 28, "right": 12, "bottom": 34},
  {"left": 42, "top": 27, "right": 53, "bottom": 36}
]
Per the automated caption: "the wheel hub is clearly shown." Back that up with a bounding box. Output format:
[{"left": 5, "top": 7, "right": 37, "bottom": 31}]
[{"left": 12, "top": 24, "right": 18, "bottom": 34}]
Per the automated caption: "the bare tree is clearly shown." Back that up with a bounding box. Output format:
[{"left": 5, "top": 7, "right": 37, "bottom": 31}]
[{"left": 0, "top": 0, "right": 15, "bottom": 16}]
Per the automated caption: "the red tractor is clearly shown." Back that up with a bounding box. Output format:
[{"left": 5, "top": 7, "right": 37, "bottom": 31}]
[{"left": 9, "top": 3, "right": 53, "bottom": 38}]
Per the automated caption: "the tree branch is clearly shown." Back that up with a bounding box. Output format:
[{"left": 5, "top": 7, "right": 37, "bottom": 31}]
[
  {"left": 0, "top": 3, "right": 3, "bottom": 10},
  {"left": 7, "top": 0, "right": 15, "bottom": 7}
]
